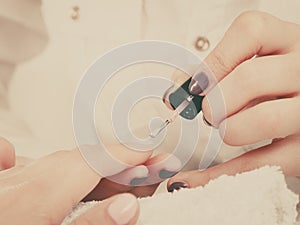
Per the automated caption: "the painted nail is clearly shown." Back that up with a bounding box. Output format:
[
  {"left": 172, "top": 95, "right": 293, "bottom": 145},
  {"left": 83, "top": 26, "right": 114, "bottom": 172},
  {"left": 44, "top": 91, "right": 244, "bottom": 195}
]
[
  {"left": 202, "top": 115, "right": 212, "bottom": 127},
  {"left": 108, "top": 193, "right": 138, "bottom": 225},
  {"left": 108, "top": 165, "right": 149, "bottom": 186},
  {"left": 189, "top": 71, "right": 209, "bottom": 95},
  {"left": 129, "top": 177, "right": 148, "bottom": 186},
  {"left": 168, "top": 182, "right": 188, "bottom": 192},
  {"left": 159, "top": 169, "right": 178, "bottom": 179}
]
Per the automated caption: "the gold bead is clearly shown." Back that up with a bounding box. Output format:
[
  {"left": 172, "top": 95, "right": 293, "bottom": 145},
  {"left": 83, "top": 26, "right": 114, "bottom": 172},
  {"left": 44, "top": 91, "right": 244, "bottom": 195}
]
[
  {"left": 70, "top": 6, "right": 80, "bottom": 21},
  {"left": 194, "top": 36, "right": 210, "bottom": 51}
]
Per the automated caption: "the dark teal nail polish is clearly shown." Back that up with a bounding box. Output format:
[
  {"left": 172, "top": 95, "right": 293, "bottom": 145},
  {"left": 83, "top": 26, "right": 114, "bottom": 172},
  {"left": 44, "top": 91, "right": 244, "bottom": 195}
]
[
  {"left": 168, "top": 182, "right": 188, "bottom": 192},
  {"left": 129, "top": 177, "right": 148, "bottom": 186},
  {"left": 169, "top": 77, "right": 204, "bottom": 120},
  {"left": 159, "top": 170, "right": 177, "bottom": 179}
]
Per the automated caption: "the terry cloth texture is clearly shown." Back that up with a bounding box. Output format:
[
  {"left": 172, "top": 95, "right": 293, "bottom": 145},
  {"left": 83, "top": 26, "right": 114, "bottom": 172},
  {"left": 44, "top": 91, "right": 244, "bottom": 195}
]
[{"left": 61, "top": 166, "right": 299, "bottom": 225}]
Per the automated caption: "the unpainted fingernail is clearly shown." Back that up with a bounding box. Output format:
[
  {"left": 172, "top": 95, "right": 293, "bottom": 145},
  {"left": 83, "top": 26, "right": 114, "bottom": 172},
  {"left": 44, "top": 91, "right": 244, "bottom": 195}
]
[
  {"left": 108, "top": 193, "right": 138, "bottom": 225},
  {"left": 168, "top": 182, "right": 188, "bottom": 192},
  {"left": 189, "top": 71, "right": 209, "bottom": 95},
  {"left": 159, "top": 169, "right": 178, "bottom": 179}
]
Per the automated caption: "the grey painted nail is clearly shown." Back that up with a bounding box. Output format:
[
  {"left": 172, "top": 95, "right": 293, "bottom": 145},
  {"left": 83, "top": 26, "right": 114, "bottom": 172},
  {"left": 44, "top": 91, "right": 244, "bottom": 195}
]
[
  {"left": 189, "top": 72, "right": 209, "bottom": 95},
  {"left": 129, "top": 177, "right": 148, "bottom": 186},
  {"left": 168, "top": 182, "right": 188, "bottom": 192},
  {"left": 159, "top": 169, "right": 177, "bottom": 179}
]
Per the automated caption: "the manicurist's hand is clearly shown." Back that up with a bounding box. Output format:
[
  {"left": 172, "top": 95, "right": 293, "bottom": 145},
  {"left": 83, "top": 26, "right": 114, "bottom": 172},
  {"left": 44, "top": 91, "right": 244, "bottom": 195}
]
[
  {"left": 0, "top": 137, "right": 181, "bottom": 225},
  {"left": 168, "top": 11, "right": 300, "bottom": 192}
]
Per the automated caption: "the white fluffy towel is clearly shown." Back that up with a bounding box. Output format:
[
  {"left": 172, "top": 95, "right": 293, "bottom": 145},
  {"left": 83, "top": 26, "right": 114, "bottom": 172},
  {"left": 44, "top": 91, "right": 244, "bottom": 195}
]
[{"left": 62, "top": 166, "right": 299, "bottom": 225}]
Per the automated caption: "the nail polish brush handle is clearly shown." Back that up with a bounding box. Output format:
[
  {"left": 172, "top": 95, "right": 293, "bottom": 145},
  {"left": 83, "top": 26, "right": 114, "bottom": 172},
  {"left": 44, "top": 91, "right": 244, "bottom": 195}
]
[{"left": 149, "top": 96, "right": 194, "bottom": 138}]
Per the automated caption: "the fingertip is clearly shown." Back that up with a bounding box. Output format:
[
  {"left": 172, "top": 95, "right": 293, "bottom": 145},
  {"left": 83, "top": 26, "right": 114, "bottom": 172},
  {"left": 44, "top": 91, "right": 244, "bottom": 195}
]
[
  {"left": 166, "top": 171, "right": 192, "bottom": 189},
  {"left": 70, "top": 193, "right": 139, "bottom": 225},
  {"left": 144, "top": 153, "right": 182, "bottom": 185},
  {"left": 0, "top": 137, "right": 16, "bottom": 170},
  {"left": 108, "top": 193, "right": 139, "bottom": 225},
  {"left": 167, "top": 180, "right": 189, "bottom": 193},
  {"left": 201, "top": 97, "right": 213, "bottom": 124},
  {"left": 218, "top": 120, "right": 229, "bottom": 145},
  {"left": 167, "top": 169, "right": 210, "bottom": 189},
  {"left": 201, "top": 97, "right": 209, "bottom": 114},
  {"left": 219, "top": 118, "right": 247, "bottom": 146},
  {"left": 107, "top": 165, "right": 149, "bottom": 186}
]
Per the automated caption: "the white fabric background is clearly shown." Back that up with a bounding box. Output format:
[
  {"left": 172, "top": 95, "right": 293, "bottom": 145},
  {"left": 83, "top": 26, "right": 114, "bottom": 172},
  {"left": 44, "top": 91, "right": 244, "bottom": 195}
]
[{"left": 1, "top": 0, "right": 300, "bottom": 167}]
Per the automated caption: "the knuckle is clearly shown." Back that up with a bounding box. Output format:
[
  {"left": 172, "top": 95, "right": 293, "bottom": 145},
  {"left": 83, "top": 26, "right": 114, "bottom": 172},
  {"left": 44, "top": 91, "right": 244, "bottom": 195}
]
[
  {"left": 47, "top": 150, "right": 78, "bottom": 166},
  {"left": 50, "top": 149, "right": 72, "bottom": 158},
  {"left": 234, "top": 61, "right": 257, "bottom": 92},
  {"left": 234, "top": 11, "right": 267, "bottom": 42},
  {"left": 256, "top": 105, "right": 280, "bottom": 138},
  {"left": 209, "top": 48, "right": 232, "bottom": 75}
]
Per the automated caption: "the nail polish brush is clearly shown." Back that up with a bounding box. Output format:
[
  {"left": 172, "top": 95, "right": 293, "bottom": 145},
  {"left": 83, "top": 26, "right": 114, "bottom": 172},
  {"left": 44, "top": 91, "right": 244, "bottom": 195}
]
[{"left": 149, "top": 95, "right": 194, "bottom": 138}]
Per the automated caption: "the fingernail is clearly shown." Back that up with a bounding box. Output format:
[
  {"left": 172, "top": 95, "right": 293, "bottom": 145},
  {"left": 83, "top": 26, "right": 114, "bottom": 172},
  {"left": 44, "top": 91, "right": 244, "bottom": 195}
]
[
  {"left": 108, "top": 194, "right": 138, "bottom": 225},
  {"left": 189, "top": 72, "right": 209, "bottom": 95},
  {"left": 162, "top": 84, "right": 175, "bottom": 103},
  {"left": 202, "top": 115, "right": 212, "bottom": 127},
  {"left": 168, "top": 182, "right": 188, "bottom": 192},
  {"left": 108, "top": 165, "right": 149, "bottom": 186},
  {"left": 159, "top": 169, "right": 178, "bottom": 179},
  {"left": 129, "top": 176, "right": 148, "bottom": 186}
]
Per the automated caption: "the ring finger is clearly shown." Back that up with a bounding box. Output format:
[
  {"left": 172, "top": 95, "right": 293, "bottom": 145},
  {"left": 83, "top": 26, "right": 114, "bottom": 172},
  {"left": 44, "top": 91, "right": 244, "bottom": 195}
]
[{"left": 219, "top": 96, "right": 300, "bottom": 146}]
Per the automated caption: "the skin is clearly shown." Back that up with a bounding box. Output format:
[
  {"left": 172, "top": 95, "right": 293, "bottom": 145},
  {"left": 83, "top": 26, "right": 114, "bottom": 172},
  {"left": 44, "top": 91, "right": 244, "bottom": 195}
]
[
  {"left": 0, "top": 137, "right": 179, "bottom": 225},
  {"left": 168, "top": 11, "right": 300, "bottom": 190}
]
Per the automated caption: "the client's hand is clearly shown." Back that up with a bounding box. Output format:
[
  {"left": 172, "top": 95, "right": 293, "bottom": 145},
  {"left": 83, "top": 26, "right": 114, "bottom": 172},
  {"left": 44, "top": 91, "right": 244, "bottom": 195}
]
[{"left": 0, "top": 137, "right": 180, "bottom": 225}]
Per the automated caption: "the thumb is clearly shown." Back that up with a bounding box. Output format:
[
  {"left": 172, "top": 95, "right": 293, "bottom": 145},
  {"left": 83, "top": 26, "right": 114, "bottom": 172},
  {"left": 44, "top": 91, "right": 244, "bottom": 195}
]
[{"left": 68, "top": 193, "right": 139, "bottom": 225}]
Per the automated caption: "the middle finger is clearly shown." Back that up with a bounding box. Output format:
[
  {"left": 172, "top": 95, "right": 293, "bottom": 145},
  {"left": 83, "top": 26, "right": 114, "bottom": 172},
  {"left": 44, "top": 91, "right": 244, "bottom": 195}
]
[{"left": 202, "top": 54, "right": 300, "bottom": 126}]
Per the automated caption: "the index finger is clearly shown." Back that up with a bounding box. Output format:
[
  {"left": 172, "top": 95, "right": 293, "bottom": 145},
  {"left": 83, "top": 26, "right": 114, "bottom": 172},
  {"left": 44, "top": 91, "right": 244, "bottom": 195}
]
[{"left": 191, "top": 11, "right": 300, "bottom": 95}]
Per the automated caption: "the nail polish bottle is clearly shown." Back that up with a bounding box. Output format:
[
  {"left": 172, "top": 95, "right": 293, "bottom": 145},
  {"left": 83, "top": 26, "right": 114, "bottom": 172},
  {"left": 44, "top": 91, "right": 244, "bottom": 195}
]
[{"left": 169, "top": 77, "right": 204, "bottom": 120}]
